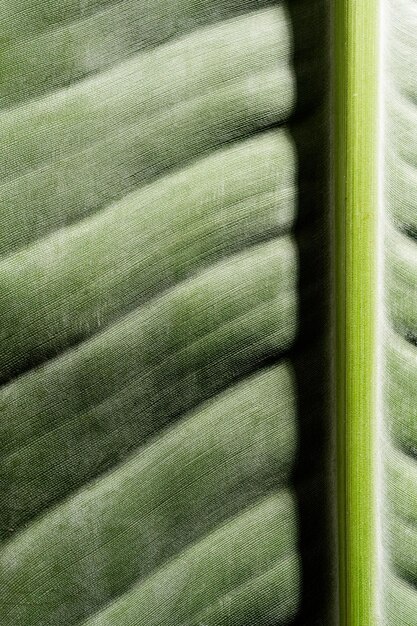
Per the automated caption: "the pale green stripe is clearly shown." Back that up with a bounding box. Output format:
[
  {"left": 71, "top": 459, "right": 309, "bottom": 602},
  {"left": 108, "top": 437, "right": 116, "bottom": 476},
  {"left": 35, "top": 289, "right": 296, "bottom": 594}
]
[
  {"left": 0, "top": 370, "right": 303, "bottom": 625},
  {"left": 81, "top": 493, "right": 299, "bottom": 626},
  {"left": 334, "top": 0, "right": 379, "bottom": 623}
]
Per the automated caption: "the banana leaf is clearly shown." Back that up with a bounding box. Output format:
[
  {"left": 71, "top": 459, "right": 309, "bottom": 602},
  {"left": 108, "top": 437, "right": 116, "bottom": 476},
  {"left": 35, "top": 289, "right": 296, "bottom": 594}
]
[{"left": 0, "top": 0, "right": 416, "bottom": 624}]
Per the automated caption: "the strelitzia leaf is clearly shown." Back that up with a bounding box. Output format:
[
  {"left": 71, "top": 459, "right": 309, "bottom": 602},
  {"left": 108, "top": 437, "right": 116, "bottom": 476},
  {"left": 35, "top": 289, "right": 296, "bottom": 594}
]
[
  {"left": 8, "top": 0, "right": 417, "bottom": 623},
  {"left": 1, "top": 1, "right": 334, "bottom": 624},
  {"left": 383, "top": 0, "right": 417, "bottom": 623},
  {"left": 0, "top": 239, "right": 306, "bottom": 537}
]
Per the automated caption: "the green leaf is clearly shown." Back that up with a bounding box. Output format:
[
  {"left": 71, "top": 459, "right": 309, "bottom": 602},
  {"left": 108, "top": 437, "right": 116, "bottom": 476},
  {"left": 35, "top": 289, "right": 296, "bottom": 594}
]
[
  {"left": 383, "top": 0, "right": 417, "bottom": 623},
  {"left": 19, "top": 0, "right": 417, "bottom": 623}
]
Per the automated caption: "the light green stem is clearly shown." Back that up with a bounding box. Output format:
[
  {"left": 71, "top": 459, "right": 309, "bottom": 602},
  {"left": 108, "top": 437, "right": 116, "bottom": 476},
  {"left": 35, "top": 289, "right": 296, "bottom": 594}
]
[{"left": 334, "top": 0, "right": 379, "bottom": 623}]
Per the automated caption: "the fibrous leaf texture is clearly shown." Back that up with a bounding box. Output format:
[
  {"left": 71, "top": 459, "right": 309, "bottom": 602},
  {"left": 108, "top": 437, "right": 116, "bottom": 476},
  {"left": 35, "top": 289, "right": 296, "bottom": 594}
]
[
  {"left": 383, "top": 0, "right": 417, "bottom": 623},
  {"left": 0, "top": 1, "right": 335, "bottom": 626}
]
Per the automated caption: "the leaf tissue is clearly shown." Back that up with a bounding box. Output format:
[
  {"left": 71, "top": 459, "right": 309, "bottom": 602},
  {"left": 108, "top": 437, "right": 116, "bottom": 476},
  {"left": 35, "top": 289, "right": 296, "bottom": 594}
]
[{"left": 1, "top": 0, "right": 416, "bottom": 624}]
